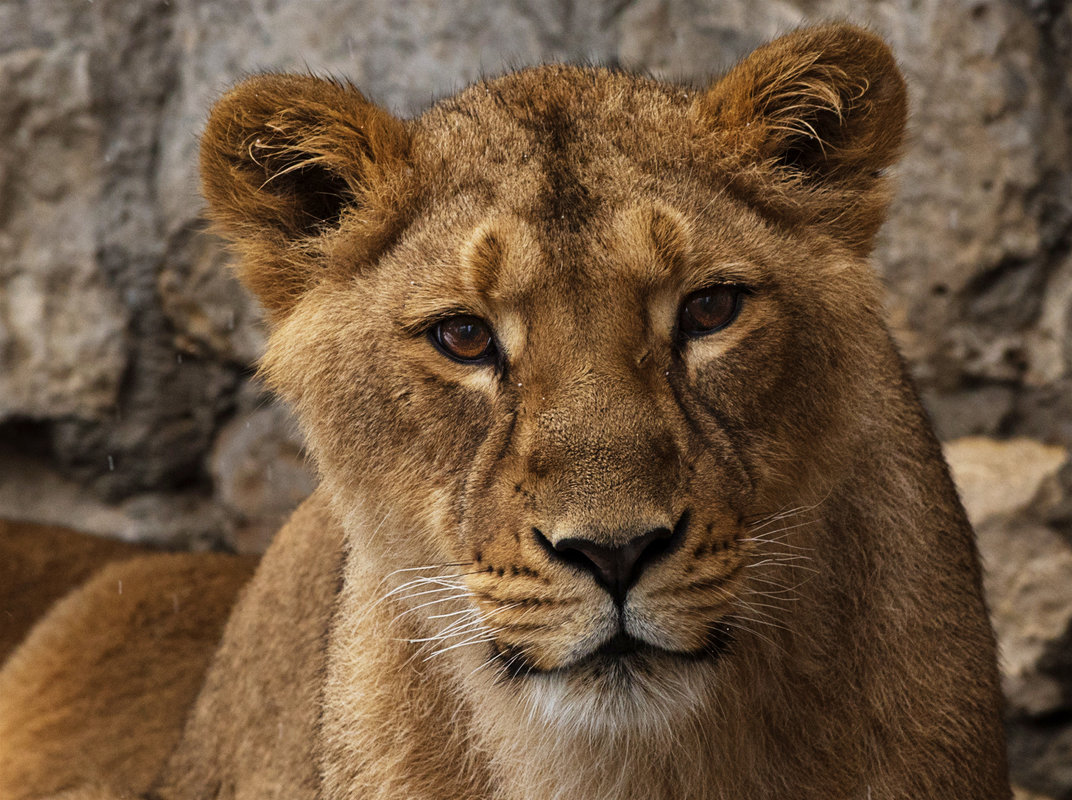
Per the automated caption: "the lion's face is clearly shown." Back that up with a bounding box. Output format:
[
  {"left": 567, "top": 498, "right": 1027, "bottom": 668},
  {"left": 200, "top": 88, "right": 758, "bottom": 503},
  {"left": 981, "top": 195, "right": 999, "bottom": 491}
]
[{"left": 201, "top": 28, "right": 905, "bottom": 727}]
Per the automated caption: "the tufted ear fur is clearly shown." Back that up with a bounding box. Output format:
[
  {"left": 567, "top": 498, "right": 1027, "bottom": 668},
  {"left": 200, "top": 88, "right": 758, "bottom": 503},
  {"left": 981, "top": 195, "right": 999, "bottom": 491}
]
[
  {"left": 695, "top": 23, "right": 908, "bottom": 253},
  {"left": 200, "top": 74, "right": 410, "bottom": 320}
]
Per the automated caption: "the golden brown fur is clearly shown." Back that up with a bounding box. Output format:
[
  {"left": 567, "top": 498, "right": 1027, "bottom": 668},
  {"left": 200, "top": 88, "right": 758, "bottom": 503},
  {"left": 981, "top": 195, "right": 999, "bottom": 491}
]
[
  {"left": 0, "top": 550, "right": 255, "bottom": 799},
  {"left": 0, "top": 520, "right": 150, "bottom": 662},
  {"left": 0, "top": 24, "right": 1009, "bottom": 799}
]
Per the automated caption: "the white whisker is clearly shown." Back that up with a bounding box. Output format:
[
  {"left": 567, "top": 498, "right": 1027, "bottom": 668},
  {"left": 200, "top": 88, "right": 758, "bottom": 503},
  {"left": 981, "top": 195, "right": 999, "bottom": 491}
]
[
  {"left": 424, "top": 632, "right": 499, "bottom": 661},
  {"left": 389, "top": 592, "right": 473, "bottom": 623}
]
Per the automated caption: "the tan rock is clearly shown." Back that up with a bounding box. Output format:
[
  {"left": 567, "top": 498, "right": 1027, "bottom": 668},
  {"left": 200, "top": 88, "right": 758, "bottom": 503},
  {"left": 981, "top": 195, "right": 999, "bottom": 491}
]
[
  {"left": 944, "top": 437, "right": 1067, "bottom": 526},
  {"left": 1013, "top": 787, "right": 1055, "bottom": 800},
  {"left": 944, "top": 437, "right": 1072, "bottom": 717},
  {"left": 978, "top": 519, "right": 1072, "bottom": 716}
]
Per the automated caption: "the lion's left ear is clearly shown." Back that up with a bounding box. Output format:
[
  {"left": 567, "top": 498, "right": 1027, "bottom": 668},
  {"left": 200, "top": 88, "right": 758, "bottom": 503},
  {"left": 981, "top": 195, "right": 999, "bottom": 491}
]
[{"left": 695, "top": 23, "right": 907, "bottom": 253}]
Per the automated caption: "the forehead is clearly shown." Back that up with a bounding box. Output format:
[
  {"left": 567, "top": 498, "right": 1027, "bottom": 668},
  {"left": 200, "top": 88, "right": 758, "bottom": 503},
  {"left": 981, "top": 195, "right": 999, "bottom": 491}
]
[
  {"left": 395, "top": 67, "right": 767, "bottom": 299},
  {"left": 421, "top": 65, "right": 697, "bottom": 153},
  {"left": 413, "top": 65, "right": 700, "bottom": 229}
]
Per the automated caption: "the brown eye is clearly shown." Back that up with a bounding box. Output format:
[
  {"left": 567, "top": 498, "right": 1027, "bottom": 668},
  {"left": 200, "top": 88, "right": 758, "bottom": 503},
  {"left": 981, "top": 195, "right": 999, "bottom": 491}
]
[
  {"left": 678, "top": 285, "right": 743, "bottom": 337},
  {"left": 431, "top": 315, "right": 497, "bottom": 363}
]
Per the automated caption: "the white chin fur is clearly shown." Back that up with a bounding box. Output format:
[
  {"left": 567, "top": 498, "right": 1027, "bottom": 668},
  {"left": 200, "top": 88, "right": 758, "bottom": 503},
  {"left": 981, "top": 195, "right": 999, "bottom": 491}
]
[{"left": 516, "top": 654, "right": 714, "bottom": 738}]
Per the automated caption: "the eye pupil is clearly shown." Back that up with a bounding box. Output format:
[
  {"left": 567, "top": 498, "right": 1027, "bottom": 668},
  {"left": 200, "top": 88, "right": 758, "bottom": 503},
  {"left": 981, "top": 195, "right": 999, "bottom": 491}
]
[
  {"left": 434, "top": 315, "right": 496, "bottom": 363},
  {"left": 679, "top": 286, "right": 741, "bottom": 336},
  {"left": 454, "top": 322, "right": 478, "bottom": 342}
]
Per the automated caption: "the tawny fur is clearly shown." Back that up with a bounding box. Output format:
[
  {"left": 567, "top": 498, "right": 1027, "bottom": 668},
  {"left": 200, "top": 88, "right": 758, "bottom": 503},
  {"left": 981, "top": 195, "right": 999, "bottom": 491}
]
[
  {"left": 0, "top": 551, "right": 255, "bottom": 799},
  {"left": 0, "top": 520, "right": 150, "bottom": 662},
  {"left": 0, "top": 24, "right": 1010, "bottom": 800}
]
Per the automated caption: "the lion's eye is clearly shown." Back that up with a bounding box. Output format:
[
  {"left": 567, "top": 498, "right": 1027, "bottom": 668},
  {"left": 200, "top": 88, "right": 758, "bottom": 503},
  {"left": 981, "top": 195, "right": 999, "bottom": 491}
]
[
  {"left": 431, "top": 315, "right": 497, "bottom": 364},
  {"left": 678, "top": 286, "right": 743, "bottom": 337}
]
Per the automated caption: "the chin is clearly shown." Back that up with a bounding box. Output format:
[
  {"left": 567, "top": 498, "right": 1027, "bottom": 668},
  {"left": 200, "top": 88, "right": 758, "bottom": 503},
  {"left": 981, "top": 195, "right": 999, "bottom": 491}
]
[{"left": 505, "top": 635, "right": 729, "bottom": 737}]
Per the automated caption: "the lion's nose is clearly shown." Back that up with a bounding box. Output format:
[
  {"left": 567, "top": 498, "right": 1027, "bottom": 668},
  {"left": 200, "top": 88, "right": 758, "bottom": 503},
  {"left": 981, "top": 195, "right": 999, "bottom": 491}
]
[{"left": 537, "top": 518, "right": 684, "bottom": 602}]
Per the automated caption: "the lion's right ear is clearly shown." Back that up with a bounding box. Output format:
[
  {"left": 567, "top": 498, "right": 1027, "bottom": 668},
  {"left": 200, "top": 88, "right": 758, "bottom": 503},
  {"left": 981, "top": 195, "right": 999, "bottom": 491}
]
[{"left": 200, "top": 74, "right": 409, "bottom": 320}]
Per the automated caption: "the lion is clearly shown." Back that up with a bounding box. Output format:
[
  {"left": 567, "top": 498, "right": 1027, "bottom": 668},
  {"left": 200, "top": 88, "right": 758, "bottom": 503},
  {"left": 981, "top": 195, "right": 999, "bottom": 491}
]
[{"left": 0, "top": 23, "right": 1010, "bottom": 800}]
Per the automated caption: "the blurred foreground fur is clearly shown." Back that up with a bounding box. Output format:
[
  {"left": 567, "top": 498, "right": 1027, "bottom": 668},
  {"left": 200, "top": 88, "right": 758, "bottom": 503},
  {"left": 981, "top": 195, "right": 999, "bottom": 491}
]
[
  {"left": 0, "top": 520, "right": 150, "bottom": 662},
  {"left": 0, "top": 23, "right": 1010, "bottom": 800},
  {"left": 0, "top": 521, "right": 255, "bottom": 796}
]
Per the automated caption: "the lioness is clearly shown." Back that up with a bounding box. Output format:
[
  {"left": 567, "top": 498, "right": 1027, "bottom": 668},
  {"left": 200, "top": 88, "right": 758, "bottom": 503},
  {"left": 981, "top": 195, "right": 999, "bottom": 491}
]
[{"left": 0, "top": 23, "right": 1010, "bottom": 800}]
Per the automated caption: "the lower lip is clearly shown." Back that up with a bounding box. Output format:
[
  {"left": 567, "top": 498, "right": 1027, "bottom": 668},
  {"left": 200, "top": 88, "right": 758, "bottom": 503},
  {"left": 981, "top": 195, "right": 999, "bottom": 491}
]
[{"left": 584, "top": 624, "right": 735, "bottom": 669}]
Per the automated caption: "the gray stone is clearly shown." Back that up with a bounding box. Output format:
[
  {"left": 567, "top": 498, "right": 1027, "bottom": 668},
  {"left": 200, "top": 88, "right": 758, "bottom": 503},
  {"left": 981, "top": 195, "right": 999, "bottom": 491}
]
[
  {"left": 210, "top": 402, "right": 317, "bottom": 554},
  {"left": 1008, "top": 722, "right": 1072, "bottom": 800},
  {"left": 0, "top": 443, "right": 230, "bottom": 550},
  {"left": 0, "top": 15, "right": 128, "bottom": 419},
  {"left": 922, "top": 384, "right": 1017, "bottom": 439},
  {"left": 158, "top": 228, "right": 267, "bottom": 367}
]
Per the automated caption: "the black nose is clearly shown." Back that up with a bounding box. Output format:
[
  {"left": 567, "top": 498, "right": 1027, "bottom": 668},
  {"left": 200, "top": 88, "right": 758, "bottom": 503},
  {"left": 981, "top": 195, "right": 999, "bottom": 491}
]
[{"left": 536, "top": 514, "right": 686, "bottom": 601}]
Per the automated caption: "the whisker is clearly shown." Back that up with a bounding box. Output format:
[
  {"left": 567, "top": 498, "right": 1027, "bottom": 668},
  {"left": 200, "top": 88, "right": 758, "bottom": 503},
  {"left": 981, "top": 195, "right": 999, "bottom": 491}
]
[
  {"left": 734, "top": 610, "right": 793, "bottom": 635},
  {"left": 749, "top": 551, "right": 813, "bottom": 562},
  {"left": 744, "top": 518, "right": 821, "bottom": 541},
  {"left": 374, "top": 574, "right": 468, "bottom": 602},
  {"left": 385, "top": 584, "right": 467, "bottom": 604},
  {"left": 428, "top": 604, "right": 520, "bottom": 639},
  {"left": 381, "top": 562, "right": 471, "bottom": 581},
  {"left": 430, "top": 610, "right": 483, "bottom": 632},
  {"left": 745, "top": 575, "right": 810, "bottom": 593},
  {"left": 741, "top": 531, "right": 817, "bottom": 549},
  {"left": 373, "top": 577, "right": 459, "bottom": 604},
  {"left": 746, "top": 554, "right": 815, "bottom": 566},
  {"left": 745, "top": 505, "right": 811, "bottom": 531},
  {"left": 369, "top": 568, "right": 482, "bottom": 607},
  {"left": 389, "top": 592, "right": 473, "bottom": 623},
  {"left": 364, "top": 511, "right": 392, "bottom": 547},
  {"left": 424, "top": 632, "right": 500, "bottom": 661},
  {"left": 745, "top": 490, "right": 832, "bottom": 533},
  {"left": 377, "top": 569, "right": 489, "bottom": 603},
  {"left": 428, "top": 608, "right": 481, "bottom": 620},
  {"left": 736, "top": 599, "right": 794, "bottom": 618},
  {"left": 745, "top": 589, "right": 802, "bottom": 602},
  {"left": 468, "top": 648, "right": 505, "bottom": 679},
  {"left": 720, "top": 616, "right": 788, "bottom": 656},
  {"left": 405, "top": 619, "right": 486, "bottom": 644}
]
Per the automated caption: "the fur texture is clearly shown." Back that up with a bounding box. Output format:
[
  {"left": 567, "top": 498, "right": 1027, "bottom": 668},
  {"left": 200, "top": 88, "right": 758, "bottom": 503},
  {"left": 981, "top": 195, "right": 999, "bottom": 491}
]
[
  {"left": 0, "top": 24, "right": 1010, "bottom": 800},
  {"left": 0, "top": 551, "right": 255, "bottom": 799},
  {"left": 0, "top": 520, "right": 150, "bottom": 662}
]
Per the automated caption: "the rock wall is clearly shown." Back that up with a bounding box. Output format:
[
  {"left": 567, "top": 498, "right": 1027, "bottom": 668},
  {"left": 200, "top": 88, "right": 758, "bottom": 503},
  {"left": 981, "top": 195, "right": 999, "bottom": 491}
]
[{"left": 1, "top": 0, "right": 1069, "bottom": 794}]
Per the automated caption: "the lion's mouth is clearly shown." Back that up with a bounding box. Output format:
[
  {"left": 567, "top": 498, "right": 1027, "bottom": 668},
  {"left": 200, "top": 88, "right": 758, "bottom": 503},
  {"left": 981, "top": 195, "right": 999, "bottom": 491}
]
[
  {"left": 585, "top": 626, "right": 735, "bottom": 668},
  {"left": 496, "top": 624, "right": 735, "bottom": 680},
  {"left": 595, "top": 631, "right": 646, "bottom": 658}
]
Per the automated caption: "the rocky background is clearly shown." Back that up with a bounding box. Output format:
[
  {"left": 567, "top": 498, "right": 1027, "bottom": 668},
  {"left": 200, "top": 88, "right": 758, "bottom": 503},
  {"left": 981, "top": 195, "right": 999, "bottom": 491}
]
[{"left": 1, "top": 0, "right": 1070, "bottom": 794}]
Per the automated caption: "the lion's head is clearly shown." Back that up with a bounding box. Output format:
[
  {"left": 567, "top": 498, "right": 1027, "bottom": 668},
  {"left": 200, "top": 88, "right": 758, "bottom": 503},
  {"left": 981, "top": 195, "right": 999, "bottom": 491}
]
[{"left": 201, "top": 24, "right": 907, "bottom": 731}]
